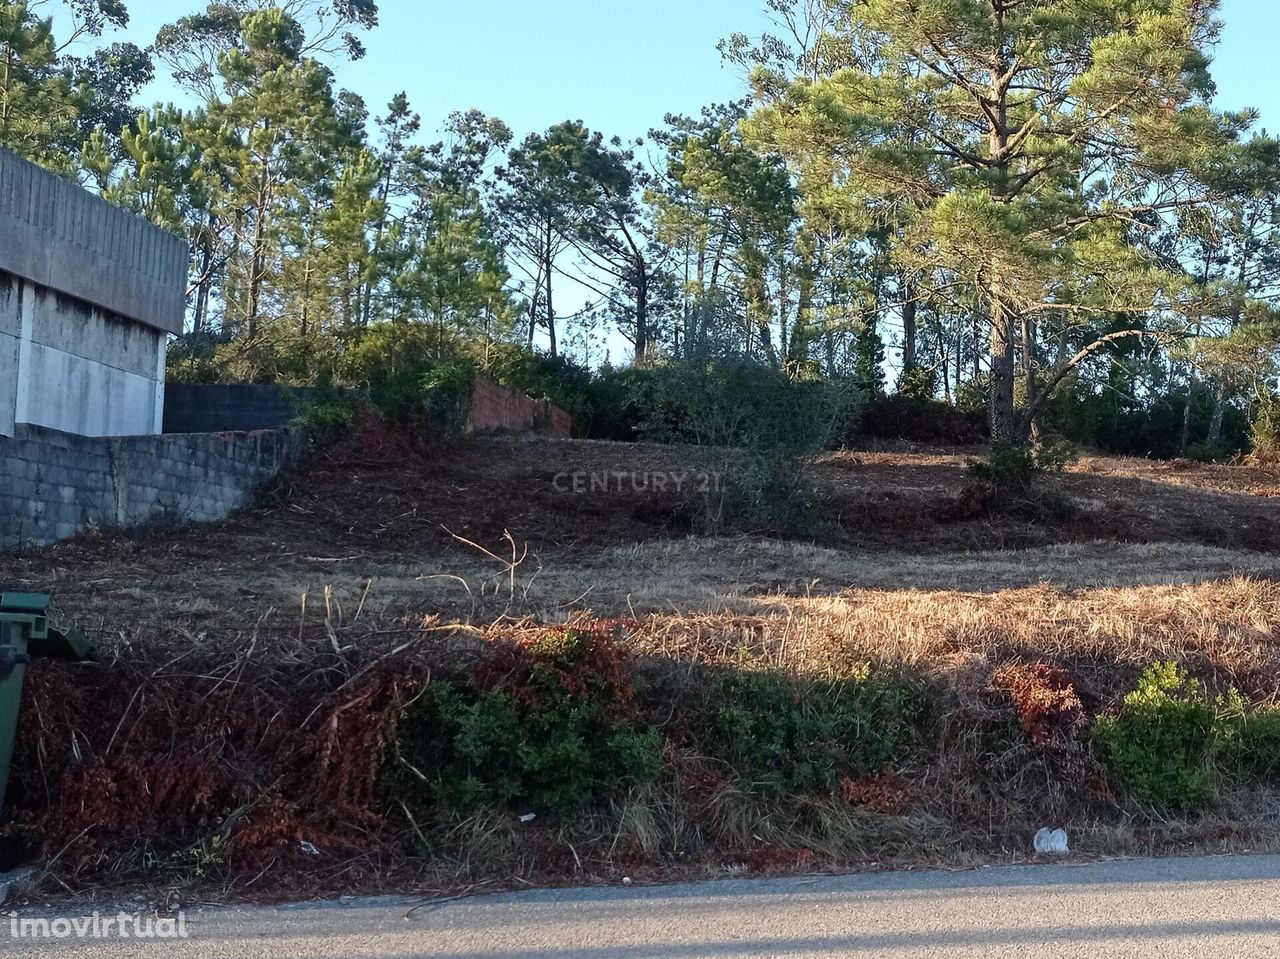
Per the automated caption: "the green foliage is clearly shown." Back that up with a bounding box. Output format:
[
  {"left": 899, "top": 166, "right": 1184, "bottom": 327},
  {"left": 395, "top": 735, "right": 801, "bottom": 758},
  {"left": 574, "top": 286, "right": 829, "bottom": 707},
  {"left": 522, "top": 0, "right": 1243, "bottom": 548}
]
[
  {"left": 964, "top": 442, "right": 1036, "bottom": 495},
  {"left": 293, "top": 388, "right": 360, "bottom": 443},
  {"left": 640, "top": 357, "right": 858, "bottom": 533},
  {"left": 701, "top": 665, "right": 923, "bottom": 797},
  {"left": 342, "top": 322, "right": 475, "bottom": 427},
  {"left": 860, "top": 394, "right": 987, "bottom": 446},
  {"left": 1094, "top": 663, "right": 1218, "bottom": 811},
  {"left": 896, "top": 365, "right": 937, "bottom": 401},
  {"left": 391, "top": 630, "right": 662, "bottom": 818},
  {"left": 421, "top": 359, "right": 476, "bottom": 434},
  {"left": 1097, "top": 665, "right": 1280, "bottom": 809},
  {"left": 1039, "top": 380, "right": 1251, "bottom": 460},
  {"left": 1214, "top": 691, "right": 1280, "bottom": 784},
  {"left": 8, "top": 0, "right": 1279, "bottom": 463}
]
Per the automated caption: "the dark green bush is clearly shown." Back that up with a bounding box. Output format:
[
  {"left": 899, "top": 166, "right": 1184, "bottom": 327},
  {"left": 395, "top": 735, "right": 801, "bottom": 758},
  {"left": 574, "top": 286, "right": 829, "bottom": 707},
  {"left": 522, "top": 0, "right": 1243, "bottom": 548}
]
[
  {"left": 1093, "top": 662, "right": 1218, "bottom": 811},
  {"left": 389, "top": 630, "right": 661, "bottom": 818},
  {"left": 965, "top": 441, "right": 1039, "bottom": 494},
  {"left": 1216, "top": 693, "right": 1280, "bottom": 784},
  {"left": 701, "top": 665, "right": 924, "bottom": 797},
  {"left": 293, "top": 387, "right": 361, "bottom": 443},
  {"left": 860, "top": 394, "right": 986, "bottom": 445},
  {"left": 964, "top": 439, "right": 1074, "bottom": 500}
]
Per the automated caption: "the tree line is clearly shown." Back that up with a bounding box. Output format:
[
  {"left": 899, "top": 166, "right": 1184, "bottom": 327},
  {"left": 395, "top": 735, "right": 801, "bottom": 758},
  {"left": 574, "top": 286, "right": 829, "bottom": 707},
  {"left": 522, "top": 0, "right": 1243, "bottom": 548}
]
[{"left": 4, "top": 0, "right": 1280, "bottom": 457}]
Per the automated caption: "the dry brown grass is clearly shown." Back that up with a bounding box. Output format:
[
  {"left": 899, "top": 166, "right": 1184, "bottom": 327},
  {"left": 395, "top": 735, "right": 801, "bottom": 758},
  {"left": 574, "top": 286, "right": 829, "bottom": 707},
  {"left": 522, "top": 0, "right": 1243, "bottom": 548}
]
[
  {"left": 633, "top": 576, "right": 1276, "bottom": 675},
  {"left": 4, "top": 428, "right": 1280, "bottom": 898}
]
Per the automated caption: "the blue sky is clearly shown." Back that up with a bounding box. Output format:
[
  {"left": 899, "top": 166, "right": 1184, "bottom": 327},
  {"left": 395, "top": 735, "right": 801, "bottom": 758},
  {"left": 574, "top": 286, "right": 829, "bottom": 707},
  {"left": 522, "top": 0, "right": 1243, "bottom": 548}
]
[
  {"left": 123, "top": 0, "right": 768, "bottom": 142},
  {"left": 116, "top": 0, "right": 1280, "bottom": 143},
  {"left": 102, "top": 0, "right": 1280, "bottom": 362}
]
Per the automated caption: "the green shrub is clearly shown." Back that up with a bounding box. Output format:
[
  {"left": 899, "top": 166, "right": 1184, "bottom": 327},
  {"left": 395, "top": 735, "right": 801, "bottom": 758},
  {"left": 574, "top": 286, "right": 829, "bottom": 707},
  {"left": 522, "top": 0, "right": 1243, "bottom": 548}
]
[
  {"left": 421, "top": 359, "right": 476, "bottom": 434},
  {"left": 1093, "top": 662, "right": 1218, "bottom": 811},
  {"left": 701, "top": 665, "right": 924, "bottom": 797},
  {"left": 964, "top": 439, "right": 1075, "bottom": 520},
  {"left": 640, "top": 358, "right": 859, "bottom": 535},
  {"left": 293, "top": 388, "right": 360, "bottom": 443},
  {"left": 965, "top": 442, "right": 1039, "bottom": 493},
  {"left": 1216, "top": 693, "right": 1280, "bottom": 784},
  {"left": 389, "top": 630, "right": 661, "bottom": 818}
]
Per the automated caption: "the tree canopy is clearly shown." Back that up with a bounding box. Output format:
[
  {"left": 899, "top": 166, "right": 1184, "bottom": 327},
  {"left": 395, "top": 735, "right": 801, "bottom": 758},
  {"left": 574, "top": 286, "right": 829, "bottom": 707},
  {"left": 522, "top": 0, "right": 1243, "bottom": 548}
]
[{"left": 4, "top": 0, "right": 1280, "bottom": 457}]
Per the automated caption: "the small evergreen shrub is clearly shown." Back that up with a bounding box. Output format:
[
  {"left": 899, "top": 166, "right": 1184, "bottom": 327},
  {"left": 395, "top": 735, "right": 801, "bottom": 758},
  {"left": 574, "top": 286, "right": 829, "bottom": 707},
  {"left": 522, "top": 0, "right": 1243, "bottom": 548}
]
[
  {"left": 1093, "top": 662, "right": 1217, "bottom": 811},
  {"left": 389, "top": 628, "right": 661, "bottom": 818},
  {"left": 965, "top": 442, "right": 1039, "bottom": 494},
  {"left": 701, "top": 665, "right": 924, "bottom": 797},
  {"left": 293, "top": 388, "right": 360, "bottom": 443}
]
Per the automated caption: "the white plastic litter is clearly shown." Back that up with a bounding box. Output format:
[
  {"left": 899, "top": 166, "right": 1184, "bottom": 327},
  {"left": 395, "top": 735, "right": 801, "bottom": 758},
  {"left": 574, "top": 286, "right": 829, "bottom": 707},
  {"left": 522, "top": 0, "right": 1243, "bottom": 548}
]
[{"left": 1033, "top": 827, "right": 1069, "bottom": 855}]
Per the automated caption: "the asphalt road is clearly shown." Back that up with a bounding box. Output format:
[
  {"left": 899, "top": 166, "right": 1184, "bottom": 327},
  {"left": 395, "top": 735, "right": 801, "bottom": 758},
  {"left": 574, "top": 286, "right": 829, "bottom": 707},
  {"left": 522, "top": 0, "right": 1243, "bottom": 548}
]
[{"left": 5, "top": 855, "right": 1280, "bottom": 958}]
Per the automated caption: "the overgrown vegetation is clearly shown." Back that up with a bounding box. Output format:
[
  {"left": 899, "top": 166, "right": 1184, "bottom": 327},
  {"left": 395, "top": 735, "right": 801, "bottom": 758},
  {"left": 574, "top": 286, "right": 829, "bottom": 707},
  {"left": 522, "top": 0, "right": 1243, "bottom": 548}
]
[
  {"left": 389, "top": 627, "right": 662, "bottom": 818},
  {"left": 1094, "top": 663, "right": 1280, "bottom": 811},
  {"left": 1094, "top": 663, "right": 1220, "bottom": 811},
  {"left": 10, "top": 415, "right": 1280, "bottom": 896},
  {"left": 700, "top": 665, "right": 924, "bottom": 797}
]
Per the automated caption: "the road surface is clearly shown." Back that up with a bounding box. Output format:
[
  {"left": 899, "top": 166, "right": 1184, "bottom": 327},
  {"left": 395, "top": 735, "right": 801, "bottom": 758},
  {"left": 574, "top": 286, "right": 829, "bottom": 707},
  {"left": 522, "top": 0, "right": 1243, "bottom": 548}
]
[{"left": 4, "top": 854, "right": 1280, "bottom": 957}]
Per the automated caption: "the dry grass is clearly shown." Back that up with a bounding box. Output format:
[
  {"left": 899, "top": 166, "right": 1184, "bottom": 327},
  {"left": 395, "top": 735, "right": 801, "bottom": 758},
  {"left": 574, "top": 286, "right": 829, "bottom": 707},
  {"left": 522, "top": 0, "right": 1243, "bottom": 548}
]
[
  {"left": 4, "top": 427, "right": 1280, "bottom": 898},
  {"left": 623, "top": 575, "right": 1280, "bottom": 701}
]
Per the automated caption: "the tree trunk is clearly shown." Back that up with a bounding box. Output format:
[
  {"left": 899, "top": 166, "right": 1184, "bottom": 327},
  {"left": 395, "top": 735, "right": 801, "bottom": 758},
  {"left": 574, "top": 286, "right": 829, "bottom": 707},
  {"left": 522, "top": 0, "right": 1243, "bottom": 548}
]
[
  {"left": 901, "top": 279, "right": 917, "bottom": 372},
  {"left": 985, "top": 17, "right": 1018, "bottom": 443},
  {"left": 1206, "top": 378, "right": 1226, "bottom": 450},
  {"left": 989, "top": 297, "right": 1017, "bottom": 443},
  {"left": 1179, "top": 373, "right": 1194, "bottom": 457},
  {"left": 544, "top": 221, "right": 557, "bottom": 357},
  {"left": 633, "top": 265, "right": 648, "bottom": 367},
  {"left": 1020, "top": 312, "right": 1039, "bottom": 441}
]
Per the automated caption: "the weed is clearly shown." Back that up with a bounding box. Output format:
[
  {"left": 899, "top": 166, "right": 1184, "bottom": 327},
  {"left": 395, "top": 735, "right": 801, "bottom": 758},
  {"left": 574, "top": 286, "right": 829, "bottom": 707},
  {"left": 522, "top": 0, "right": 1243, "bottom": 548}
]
[
  {"left": 1094, "top": 662, "right": 1218, "bottom": 811},
  {"left": 700, "top": 665, "right": 924, "bottom": 797},
  {"left": 389, "top": 628, "right": 662, "bottom": 819}
]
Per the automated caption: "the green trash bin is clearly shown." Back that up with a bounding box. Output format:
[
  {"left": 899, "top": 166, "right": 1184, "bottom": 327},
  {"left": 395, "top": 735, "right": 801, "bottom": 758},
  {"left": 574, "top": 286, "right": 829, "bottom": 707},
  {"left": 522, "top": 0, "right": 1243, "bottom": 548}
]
[{"left": 0, "top": 593, "right": 93, "bottom": 812}]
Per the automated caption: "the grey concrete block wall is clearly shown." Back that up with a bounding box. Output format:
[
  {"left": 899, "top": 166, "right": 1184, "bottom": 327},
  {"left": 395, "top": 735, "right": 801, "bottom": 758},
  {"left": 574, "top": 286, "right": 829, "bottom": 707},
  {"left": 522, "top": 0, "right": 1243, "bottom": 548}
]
[{"left": 0, "top": 425, "right": 306, "bottom": 548}]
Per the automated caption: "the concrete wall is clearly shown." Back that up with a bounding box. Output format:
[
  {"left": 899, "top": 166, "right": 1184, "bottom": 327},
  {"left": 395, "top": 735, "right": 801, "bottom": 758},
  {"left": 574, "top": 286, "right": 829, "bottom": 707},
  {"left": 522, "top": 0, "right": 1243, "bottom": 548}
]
[
  {"left": 163, "top": 384, "right": 322, "bottom": 434},
  {"left": 0, "top": 148, "right": 187, "bottom": 335},
  {"left": 0, "top": 149, "right": 187, "bottom": 439},
  {"left": 0, "top": 424, "right": 304, "bottom": 548},
  {"left": 0, "top": 272, "right": 166, "bottom": 437},
  {"left": 468, "top": 377, "right": 573, "bottom": 437}
]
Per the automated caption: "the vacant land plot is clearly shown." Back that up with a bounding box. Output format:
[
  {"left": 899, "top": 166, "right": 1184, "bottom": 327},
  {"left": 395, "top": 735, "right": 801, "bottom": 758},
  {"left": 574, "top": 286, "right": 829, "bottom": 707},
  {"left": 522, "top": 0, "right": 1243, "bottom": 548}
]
[{"left": 4, "top": 424, "right": 1280, "bottom": 900}]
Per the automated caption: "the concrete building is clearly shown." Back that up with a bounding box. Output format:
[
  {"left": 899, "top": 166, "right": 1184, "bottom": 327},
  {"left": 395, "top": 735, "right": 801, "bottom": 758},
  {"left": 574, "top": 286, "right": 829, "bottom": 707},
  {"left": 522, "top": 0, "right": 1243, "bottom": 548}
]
[{"left": 0, "top": 147, "right": 187, "bottom": 438}]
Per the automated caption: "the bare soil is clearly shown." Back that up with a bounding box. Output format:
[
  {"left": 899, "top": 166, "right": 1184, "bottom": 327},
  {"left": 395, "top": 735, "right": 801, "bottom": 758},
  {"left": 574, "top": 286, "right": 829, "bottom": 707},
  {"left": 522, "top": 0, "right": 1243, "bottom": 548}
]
[{"left": 3, "top": 425, "right": 1280, "bottom": 902}]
